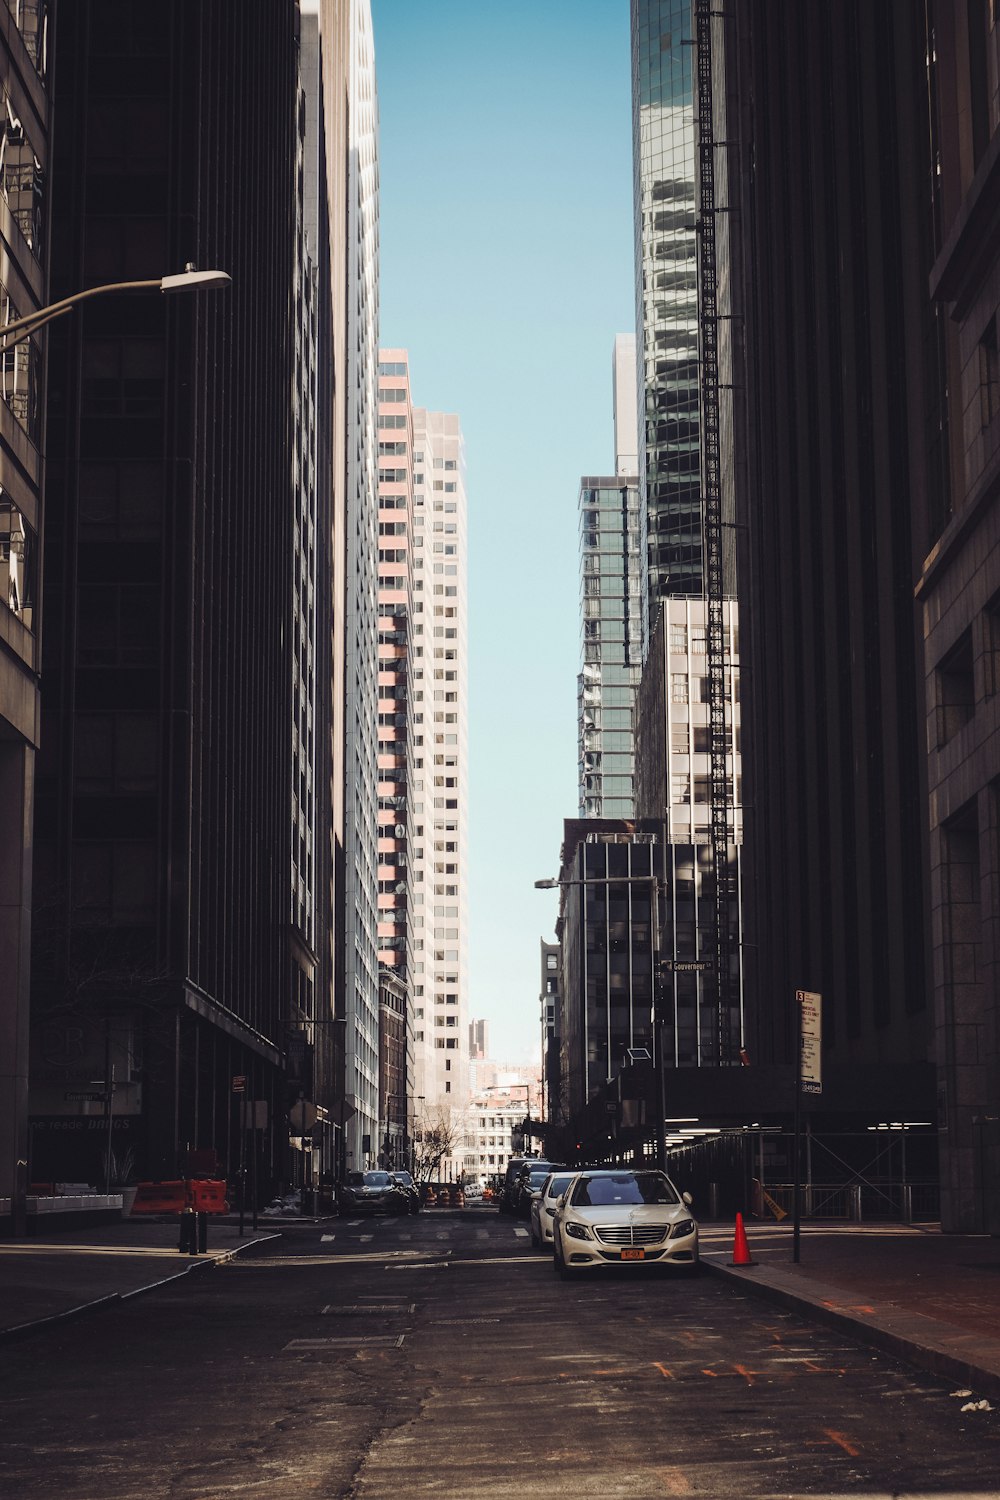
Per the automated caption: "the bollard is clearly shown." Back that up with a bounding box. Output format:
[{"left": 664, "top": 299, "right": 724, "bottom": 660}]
[
  {"left": 178, "top": 1207, "right": 195, "bottom": 1254},
  {"left": 198, "top": 1211, "right": 208, "bottom": 1254}
]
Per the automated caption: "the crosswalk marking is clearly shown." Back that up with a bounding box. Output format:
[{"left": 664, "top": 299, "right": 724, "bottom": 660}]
[
  {"left": 513, "top": 1227, "right": 528, "bottom": 1238},
  {"left": 321, "top": 1234, "right": 336, "bottom": 1242}
]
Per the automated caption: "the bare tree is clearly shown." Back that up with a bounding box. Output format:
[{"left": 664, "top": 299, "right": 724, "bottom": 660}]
[{"left": 412, "top": 1106, "right": 458, "bottom": 1182}]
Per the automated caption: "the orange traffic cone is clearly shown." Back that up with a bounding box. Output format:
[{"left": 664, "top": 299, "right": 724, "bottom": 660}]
[{"left": 730, "top": 1211, "right": 755, "bottom": 1266}]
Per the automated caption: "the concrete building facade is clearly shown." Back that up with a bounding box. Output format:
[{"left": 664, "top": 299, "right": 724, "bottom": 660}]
[
  {"left": 409, "top": 406, "right": 469, "bottom": 1169},
  {"left": 917, "top": 0, "right": 1000, "bottom": 1232}
]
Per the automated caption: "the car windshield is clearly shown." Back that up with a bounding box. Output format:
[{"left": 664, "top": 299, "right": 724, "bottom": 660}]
[
  {"left": 546, "top": 1174, "right": 574, "bottom": 1198},
  {"left": 363, "top": 1172, "right": 391, "bottom": 1187},
  {"left": 571, "top": 1172, "right": 680, "bottom": 1207},
  {"left": 391, "top": 1172, "right": 413, "bottom": 1186},
  {"left": 527, "top": 1170, "right": 550, "bottom": 1186}
]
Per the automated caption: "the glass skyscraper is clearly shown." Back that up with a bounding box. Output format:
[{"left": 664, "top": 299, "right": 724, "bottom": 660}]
[
  {"left": 578, "top": 337, "right": 644, "bottom": 818},
  {"left": 632, "top": 0, "right": 702, "bottom": 635},
  {"left": 578, "top": 477, "right": 643, "bottom": 818}
]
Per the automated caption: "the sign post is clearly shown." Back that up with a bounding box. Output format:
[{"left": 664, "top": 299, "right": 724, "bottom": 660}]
[
  {"left": 233, "top": 1075, "right": 247, "bottom": 1236},
  {"left": 793, "top": 990, "right": 822, "bottom": 1263}
]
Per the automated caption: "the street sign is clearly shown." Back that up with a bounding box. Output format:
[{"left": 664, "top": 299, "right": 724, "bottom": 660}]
[
  {"left": 797, "top": 989, "right": 822, "bottom": 1095},
  {"left": 64, "top": 1091, "right": 109, "bottom": 1102},
  {"left": 232, "top": 1075, "right": 246, "bottom": 1094},
  {"left": 661, "top": 959, "right": 713, "bottom": 973}
]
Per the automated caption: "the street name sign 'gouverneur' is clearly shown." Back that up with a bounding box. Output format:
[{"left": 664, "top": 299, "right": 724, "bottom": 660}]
[{"left": 797, "top": 989, "right": 822, "bottom": 1095}]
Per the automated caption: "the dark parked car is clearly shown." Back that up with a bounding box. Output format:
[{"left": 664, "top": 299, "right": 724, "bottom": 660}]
[
  {"left": 513, "top": 1161, "right": 568, "bottom": 1219},
  {"left": 498, "top": 1157, "right": 552, "bottom": 1214},
  {"left": 389, "top": 1170, "right": 421, "bottom": 1214},
  {"left": 338, "top": 1170, "right": 409, "bottom": 1216}
]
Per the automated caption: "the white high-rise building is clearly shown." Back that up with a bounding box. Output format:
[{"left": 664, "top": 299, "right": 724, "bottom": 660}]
[
  {"left": 343, "top": 0, "right": 380, "bottom": 1168},
  {"left": 410, "top": 407, "right": 470, "bottom": 1173}
]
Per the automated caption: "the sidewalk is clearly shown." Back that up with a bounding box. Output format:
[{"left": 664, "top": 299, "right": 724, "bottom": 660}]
[
  {"left": 0, "top": 1218, "right": 281, "bottom": 1339},
  {"left": 701, "top": 1219, "right": 1000, "bottom": 1400}
]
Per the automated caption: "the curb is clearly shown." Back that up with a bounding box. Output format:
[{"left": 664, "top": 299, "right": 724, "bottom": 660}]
[
  {"left": 0, "top": 1232, "right": 283, "bottom": 1342},
  {"left": 701, "top": 1255, "right": 1000, "bottom": 1402}
]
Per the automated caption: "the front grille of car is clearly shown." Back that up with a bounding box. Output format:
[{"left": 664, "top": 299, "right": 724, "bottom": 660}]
[{"left": 593, "top": 1223, "right": 669, "bottom": 1246}]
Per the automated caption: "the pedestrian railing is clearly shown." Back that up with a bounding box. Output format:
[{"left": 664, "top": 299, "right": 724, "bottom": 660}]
[{"left": 758, "top": 1181, "right": 940, "bottom": 1224}]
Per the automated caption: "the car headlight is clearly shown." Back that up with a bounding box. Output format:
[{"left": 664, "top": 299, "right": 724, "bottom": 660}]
[
  {"left": 564, "top": 1221, "right": 594, "bottom": 1241},
  {"left": 671, "top": 1218, "right": 695, "bottom": 1239}
]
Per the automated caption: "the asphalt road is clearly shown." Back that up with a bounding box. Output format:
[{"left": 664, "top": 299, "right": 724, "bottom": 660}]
[{"left": 1, "top": 1211, "right": 999, "bottom": 1498}]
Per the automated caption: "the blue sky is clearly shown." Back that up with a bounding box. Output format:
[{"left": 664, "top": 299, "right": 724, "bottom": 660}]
[{"left": 372, "top": 0, "right": 635, "bottom": 1062}]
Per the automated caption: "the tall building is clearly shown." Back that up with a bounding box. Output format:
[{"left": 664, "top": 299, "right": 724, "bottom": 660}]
[
  {"left": 916, "top": 0, "right": 1000, "bottom": 1232},
  {"left": 577, "top": 475, "right": 643, "bottom": 818},
  {"left": 0, "top": 0, "right": 51, "bottom": 1226},
  {"left": 578, "top": 338, "right": 643, "bottom": 819},
  {"left": 341, "top": 0, "right": 380, "bottom": 1171},
  {"left": 725, "top": 3, "right": 935, "bottom": 1133},
  {"left": 556, "top": 823, "right": 659, "bottom": 1123},
  {"left": 631, "top": 0, "right": 743, "bottom": 1068},
  {"left": 410, "top": 405, "right": 469, "bottom": 1163},
  {"left": 468, "top": 1018, "right": 488, "bottom": 1061},
  {"left": 26, "top": 1, "right": 350, "bottom": 1199},
  {"left": 632, "top": 0, "right": 703, "bottom": 624},
  {"left": 540, "top": 941, "right": 561, "bottom": 1125},
  {"left": 376, "top": 348, "right": 416, "bottom": 1161}
]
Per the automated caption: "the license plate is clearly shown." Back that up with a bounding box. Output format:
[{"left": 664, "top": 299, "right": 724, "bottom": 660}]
[{"left": 620, "top": 1247, "right": 645, "bottom": 1261}]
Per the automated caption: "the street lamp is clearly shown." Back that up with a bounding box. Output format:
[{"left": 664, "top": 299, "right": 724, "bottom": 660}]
[
  {"left": 535, "top": 872, "right": 668, "bottom": 1171},
  {"left": 0, "top": 265, "right": 232, "bottom": 346}
]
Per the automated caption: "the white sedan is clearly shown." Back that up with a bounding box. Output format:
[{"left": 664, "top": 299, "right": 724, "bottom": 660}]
[
  {"left": 529, "top": 1170, "right": 577, "bottom": 1250},
  {"left": 551, "top": 1168, "right": 698, "bottom": 1278}
]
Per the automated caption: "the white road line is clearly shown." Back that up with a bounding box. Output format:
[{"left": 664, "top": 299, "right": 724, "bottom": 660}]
[
  {"left": 359, "top": 1234, "right": 373, "bottom": 1243},
  {"left": 513, "top": 1227, "right": 529, "bottom": 1238},
  {"left": 399, "top": 1233, "right": 411, "bottom": 1241},
  {"left": 320, "top": 1234, "right": 336, "bottom": 1242}
]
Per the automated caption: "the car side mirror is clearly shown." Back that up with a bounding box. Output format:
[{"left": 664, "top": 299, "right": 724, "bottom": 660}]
[{"left": 682, "top": 1191, "right": 693, "bottom": 1206}]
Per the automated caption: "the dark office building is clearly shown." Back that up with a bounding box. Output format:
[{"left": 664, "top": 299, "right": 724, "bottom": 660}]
[
  {"left": 724, "top": 3, "right": 936, "bottom": 1124},
  {"left": 0, "top": 0, "right": 51, "bottom": 1225},
  {"left": 27, "top": 3, "right": 327, "bottom": 1190}
]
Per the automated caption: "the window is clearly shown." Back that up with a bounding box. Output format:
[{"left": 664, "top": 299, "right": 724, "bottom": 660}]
[
  {"left": 981, "top": 317, "right": 1000, "bottom": 429},
  {"left": 670, "top": 673, "right": 688, "bottom": 703},
  {"left": 937, "top": 631, "right": 975, "bottom": 745}
]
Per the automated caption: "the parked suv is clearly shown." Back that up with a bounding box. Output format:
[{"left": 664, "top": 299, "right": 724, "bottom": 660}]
[{"left": 338, "top": 1170, "right": 409, "bottom": 1216}]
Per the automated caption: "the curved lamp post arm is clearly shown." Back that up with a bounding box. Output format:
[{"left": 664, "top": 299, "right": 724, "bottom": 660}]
[{"left": 0, "top": 268, "right": 231, "bottom": 348}]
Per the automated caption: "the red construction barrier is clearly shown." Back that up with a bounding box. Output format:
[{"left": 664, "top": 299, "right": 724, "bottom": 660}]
[
  {"left": 187, "top": 1179, "right": 229, "bottom": 1214},
  {"left": 131, "top": 1181, "right": 188, "bottom": 1215},
  {"left": 130, "top": 1179, "right": 229, "bottom": 1215}
]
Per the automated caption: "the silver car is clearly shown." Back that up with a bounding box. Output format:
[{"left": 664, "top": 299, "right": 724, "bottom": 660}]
[
  {"left": 551, "top": 1168, "right": 698, "bottom": 1278},
  {"left": 529, "top": 1170, "right": 577, "bottom": 1250}
]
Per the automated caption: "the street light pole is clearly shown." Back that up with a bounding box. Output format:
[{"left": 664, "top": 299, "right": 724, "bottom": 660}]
[
  {"left": 0, "top": 266, "right": 232, "bottom": 348},
  {"left": 535, "top": 871, "right": 667, "bottom": 1171}
]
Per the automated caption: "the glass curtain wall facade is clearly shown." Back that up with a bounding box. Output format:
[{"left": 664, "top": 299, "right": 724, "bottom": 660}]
[
  {"left": 578, "top": 477, "right": 643, "bottom": 818},
  {"left": 343, "top": 0, "right": 380, "bottom": 1169},
  {"left": 632, "top": 0, "right": 702, "bottom": 635}
]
